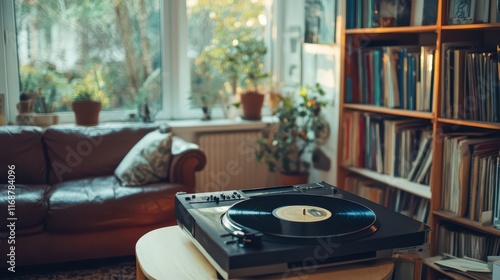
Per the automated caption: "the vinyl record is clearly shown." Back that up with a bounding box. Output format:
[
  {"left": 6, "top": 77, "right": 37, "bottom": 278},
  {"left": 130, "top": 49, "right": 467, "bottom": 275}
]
[{"left": 221, "top": 194, "right": 378, "bottom": 241}]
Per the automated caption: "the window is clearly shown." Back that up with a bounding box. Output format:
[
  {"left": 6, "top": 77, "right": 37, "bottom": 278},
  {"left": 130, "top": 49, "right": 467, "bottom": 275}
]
[
  {"left": 0, "top": 0, "right": 277, "bottom": 122},
  {"left": 14, "top": 0, "right": 162, "bottom": 112},
  {"left": 186, "top": 0, "right": 271, "bottom": 118}
]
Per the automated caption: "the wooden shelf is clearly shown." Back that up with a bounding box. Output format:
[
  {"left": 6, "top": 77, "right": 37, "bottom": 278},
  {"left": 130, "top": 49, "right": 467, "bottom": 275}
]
[
  {"left": 442, "top": 23, "right": 500, "bottom": 30},
  {"left": 343, "top": 104, "right": 434, "bottom": 119},
  {"left": 433, "top": 210, "right": 500, "bottom": 236},
  {"left": 437, "top": 118, "right": 500, "bottom": 130},
  {"left": 339, "top": 2, "right": 500, "bottom": 272},
  {"left": 342, "top": 166, "right": 431, "bottom": 199},
  {"left": 345, "top": 25, "right": 437, "bottom": 35},
  {"left": 424, "top": 256, "right": 479, "bottom": 280}
]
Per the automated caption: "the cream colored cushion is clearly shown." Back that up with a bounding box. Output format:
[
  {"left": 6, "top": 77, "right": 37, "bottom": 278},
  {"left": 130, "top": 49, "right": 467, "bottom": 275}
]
[{"left": 115, "top": 130, "right": 173, "bottom": 186}]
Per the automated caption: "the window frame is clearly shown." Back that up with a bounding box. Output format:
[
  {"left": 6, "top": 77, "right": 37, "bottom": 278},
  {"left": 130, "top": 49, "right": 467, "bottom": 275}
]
[{"left": 0, "top": 0, "right": 282, "bottom": 124}]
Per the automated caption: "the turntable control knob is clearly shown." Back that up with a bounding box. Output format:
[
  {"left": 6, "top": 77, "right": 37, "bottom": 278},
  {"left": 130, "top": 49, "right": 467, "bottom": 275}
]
[
  {"left": 192, "top": 195, "right": 196, "bottom": 199},
  {"left": 237, "top": 194, "right": 241, "bottom": 198}
]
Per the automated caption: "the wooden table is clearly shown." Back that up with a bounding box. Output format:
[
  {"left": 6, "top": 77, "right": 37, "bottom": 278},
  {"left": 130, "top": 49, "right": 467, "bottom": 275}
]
[{"left": 135, "top": 226, "right": 395, "bottom": 280}]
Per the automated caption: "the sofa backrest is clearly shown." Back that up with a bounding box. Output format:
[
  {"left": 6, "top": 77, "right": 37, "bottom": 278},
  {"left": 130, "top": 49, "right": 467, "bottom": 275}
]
[
  {"left": 0, "top": 126, "right": 47, "bottom": 184},
  {"left": 44, "top": 123, "right": 159, "bottom": 184}
]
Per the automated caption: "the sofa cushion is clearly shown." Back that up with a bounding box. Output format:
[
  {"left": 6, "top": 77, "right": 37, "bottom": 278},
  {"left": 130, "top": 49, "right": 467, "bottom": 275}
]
[
  {"left": 45, "top": 175, "right": 185, "bottom": 233},
  {"left": 115, "top": 130, "right": 173, "bottom": 186},
  {"left": 43, "top": 123, "right": 160, "bottom": 184},
  {"left": 0, "top": 126, "right": 47, "bottom": 184},
  {"left": 0, "top": 184, "right": 50, "bottom": 237}
]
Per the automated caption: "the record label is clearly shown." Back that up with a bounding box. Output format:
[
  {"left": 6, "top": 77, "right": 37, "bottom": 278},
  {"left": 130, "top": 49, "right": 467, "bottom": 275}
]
[{"left": 273, "top": 205, "right": 332, "bottom": 222}]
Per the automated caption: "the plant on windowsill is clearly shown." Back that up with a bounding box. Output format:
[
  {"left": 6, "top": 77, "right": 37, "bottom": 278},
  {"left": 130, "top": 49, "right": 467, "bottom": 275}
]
[
  {"left": 255, "top": 83, "right": 328, "bottom": 185},
  {"left": 189, "top": 53, "right": 226, "bottom": 120},
  {"left": 19, "top": 66, "right": 62, "bottom": 126},
  {"left": 72, "top": 72, "right": 109, "bottom": 126},
  {"left": 237, "top": 38, "right": 271, "bottom": 120}
]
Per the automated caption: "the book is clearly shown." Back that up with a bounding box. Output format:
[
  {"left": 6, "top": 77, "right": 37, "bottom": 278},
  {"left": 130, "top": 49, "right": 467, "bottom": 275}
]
[
  {"left": 494, "top": 155, "right": 500, "bottom": 229},
  {"left": 410, "top": 0, "right": 424, "bottom": 26},
  {"left": 490, "top": 0, "right": 500, "bottom": 23},
  {"left": 422, "top": 0, "right": 439, "bottom": 25},
  {"left": 395, "top": 0, "right": 412, "bottom": 26},
  {"left": 449, "top": 0, "right": 477, "bottom": 25},
  {"left": 475, "top": 0, "right": 491, "bottom": 23},
  {"left": 346, "top": 0, "right": 356, "bottom": 29}
]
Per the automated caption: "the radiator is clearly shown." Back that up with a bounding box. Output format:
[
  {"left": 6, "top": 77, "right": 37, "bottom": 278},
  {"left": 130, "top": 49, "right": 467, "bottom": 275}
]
[{"left": 196, "top": 131, "right": 278, "bottom": 192}]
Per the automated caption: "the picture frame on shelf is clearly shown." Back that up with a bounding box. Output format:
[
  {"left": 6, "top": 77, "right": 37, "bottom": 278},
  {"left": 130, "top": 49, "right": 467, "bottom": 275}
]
[
  {"left": 304, "top": 0, "right": 336, "bottom": 44},
  {"left": 448, "top": 0, "right": 476, "bottom": 25}
]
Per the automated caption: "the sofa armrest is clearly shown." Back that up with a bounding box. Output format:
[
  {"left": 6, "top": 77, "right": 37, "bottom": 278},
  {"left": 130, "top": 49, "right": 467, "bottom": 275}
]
[{"left": 169, "top": 136, "right": 206, "bottom": 192}]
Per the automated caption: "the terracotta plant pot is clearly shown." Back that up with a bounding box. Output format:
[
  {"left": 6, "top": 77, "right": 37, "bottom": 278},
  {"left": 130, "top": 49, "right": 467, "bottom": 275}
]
[
  {"left": 17, "top": 100, "right": 34, "bottom": 114},
  {"left": 279, "top": 173, "right": 309, "bottom": 186},
  {"left": 240, "top": 91, "right": 264, "bottom": 120},
  {"left": 72, "top": 101, "right": 102, "bottom": 126}
]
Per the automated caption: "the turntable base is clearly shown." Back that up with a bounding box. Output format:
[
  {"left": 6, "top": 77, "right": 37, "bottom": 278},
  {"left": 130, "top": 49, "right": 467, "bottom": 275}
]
[{"left": 135, "top": 226, "right": 396, "bottom": 280}]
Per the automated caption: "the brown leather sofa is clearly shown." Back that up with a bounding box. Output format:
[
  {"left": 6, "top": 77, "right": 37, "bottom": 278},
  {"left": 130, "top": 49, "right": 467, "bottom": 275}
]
[{"left": 0, "top": 123, "right": 206, "bottom": 266}]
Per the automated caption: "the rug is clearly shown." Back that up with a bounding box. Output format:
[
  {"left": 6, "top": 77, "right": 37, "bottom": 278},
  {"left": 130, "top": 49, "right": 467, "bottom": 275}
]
[{"left": 2, "top": 257, "right": 136, "bottom": 280}]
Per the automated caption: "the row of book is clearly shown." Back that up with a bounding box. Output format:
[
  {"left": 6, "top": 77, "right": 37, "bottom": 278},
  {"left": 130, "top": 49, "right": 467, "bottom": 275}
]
[
  {"left": 441, "top": 43, "right": 500, "bottom": 123},
  {"left": 342, "top": 112, "right": 433, "bottom": 185},
  {"left": 345, "top": 176, "right": 430, "bottom": 223},
  {"left": 441, "top": 133, "right": 500, "bottom": 228},
  {"left": 448, "top": 0, "right": 500, "bottom": 25},
  {"left": 345, "top": 44, "right": 435, "bottom": 112},
  {"left": 345, "top": 0, "right": 438, "bottom": 29},
  {"left": 437, "top": 222, "right": 500, "bottom": 261}
]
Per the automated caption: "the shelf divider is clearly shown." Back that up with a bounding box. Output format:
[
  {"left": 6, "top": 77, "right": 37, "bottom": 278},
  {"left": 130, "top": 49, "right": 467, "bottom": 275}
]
[
  {"left": 343, "top": 104, "right": 434, "bottom": 119},
  {"left": 433, "top": 210, "right": 500, "bottom": 236},
  {"left": 341, "top": 166, "right": 431, "bottom": 199}
]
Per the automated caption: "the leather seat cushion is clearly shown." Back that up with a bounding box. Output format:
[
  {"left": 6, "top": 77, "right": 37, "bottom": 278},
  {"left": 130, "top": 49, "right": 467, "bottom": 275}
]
[
  {"left": 45, "top": 176, "right": 184, "bottom": 233},
  {"left": 0, "top": 126, "right": 47, "bottom": 184},
  {"left": 0, "top": 184, "right": 50, "bottom": 237}
]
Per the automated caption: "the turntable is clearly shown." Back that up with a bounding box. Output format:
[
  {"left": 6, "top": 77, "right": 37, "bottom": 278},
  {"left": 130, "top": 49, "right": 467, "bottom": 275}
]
[{"left": 175, "top": 181, "right": 430, "bottom": 279}]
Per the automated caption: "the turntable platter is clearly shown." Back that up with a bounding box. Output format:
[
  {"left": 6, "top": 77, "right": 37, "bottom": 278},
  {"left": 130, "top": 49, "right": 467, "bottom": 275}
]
[{"left": 221, "top": 194, "right": 379, "bottom": 241}]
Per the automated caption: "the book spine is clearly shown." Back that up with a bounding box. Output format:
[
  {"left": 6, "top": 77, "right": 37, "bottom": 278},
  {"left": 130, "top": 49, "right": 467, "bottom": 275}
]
[
  {"left": 408, "top": 54, "right": 416, "bottom": 110},
  {"left": 373, "top": 49, "right": 382, "bottom": 106},
  {"left": 356, "top": 0, "right": 363, "bottom": 28},
  {"left": 346, "top": 0, "right": 356, "bottom": 29}
]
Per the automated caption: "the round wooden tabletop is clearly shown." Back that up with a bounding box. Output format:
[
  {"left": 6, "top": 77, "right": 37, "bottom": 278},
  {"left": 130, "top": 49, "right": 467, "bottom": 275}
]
[{"left": 135, "top": 226, "right": 394, "bottom": 280}]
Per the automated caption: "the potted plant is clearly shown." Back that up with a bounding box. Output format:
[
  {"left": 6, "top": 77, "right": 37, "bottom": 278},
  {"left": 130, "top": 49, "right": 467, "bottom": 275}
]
[
  {"left": 255, "top": 83, "right": 328, "bottom": 185},
  {"left": 72, "top": 75, "right": 108, "bottom": 126},
  {"left": 18, "top": 66, "right": 62, "bottom": 126},
  {"left": 237, "top": 38, "right": 270, "bottom": 120},
  {"left": 189, "top": 54, "right": 225, "bottom": 120},
  {"left": 33, "top": 90, "right": 59, "bottom": 127}
]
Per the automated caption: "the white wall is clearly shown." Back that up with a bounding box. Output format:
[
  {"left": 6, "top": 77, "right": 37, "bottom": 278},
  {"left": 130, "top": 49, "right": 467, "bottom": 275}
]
[{"left": 281, "top": 0, "right": 342, "bottom": 186}]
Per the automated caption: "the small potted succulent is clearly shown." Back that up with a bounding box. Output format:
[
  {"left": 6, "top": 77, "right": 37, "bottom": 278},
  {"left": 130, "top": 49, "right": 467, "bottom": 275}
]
[
  {"left": 18, "top": 67, "right": 60, "bottom": 126},
  {"left": 255, "top": 83, "right": 328, "bottom": 185}
]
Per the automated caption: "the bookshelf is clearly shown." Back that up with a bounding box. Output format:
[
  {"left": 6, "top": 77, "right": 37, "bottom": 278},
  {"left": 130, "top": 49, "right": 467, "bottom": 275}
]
[{"left": 338, "top": 1, "right": 500, "bottom": 279}]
